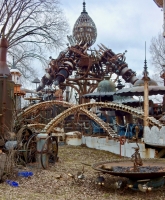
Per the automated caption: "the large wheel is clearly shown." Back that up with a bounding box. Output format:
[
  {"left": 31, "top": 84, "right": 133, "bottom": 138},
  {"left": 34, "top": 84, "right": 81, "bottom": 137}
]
[
  {"left": 25, "top": 133, "right": 37, "bottom": 164},
  {"left": 17, "top": 127, "right": 34, "bottom": 145},
  {"left": 41, "top": 135, "right": 58, "bottom": 169}
]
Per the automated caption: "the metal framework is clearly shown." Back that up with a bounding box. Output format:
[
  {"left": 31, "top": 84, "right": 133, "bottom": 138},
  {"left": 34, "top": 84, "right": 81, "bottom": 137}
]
[
  {"left": 17, "top": 101, "right": 163, "bottom": 136},
  {"left": 34, "top": 102, "right": 162, "bottom": 133},
  {"left": 36, "top": 42, "right": 138, "bottom": 105}
]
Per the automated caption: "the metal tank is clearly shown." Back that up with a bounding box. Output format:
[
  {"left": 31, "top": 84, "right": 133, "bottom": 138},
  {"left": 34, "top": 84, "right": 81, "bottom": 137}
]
[{"left": 0, "top": 36, "right": 15, "bottom": 139}]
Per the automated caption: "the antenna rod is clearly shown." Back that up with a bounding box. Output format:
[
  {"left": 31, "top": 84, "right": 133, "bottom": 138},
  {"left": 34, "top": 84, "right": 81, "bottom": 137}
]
[{"left": 145, "top": 41, "right": 146, "bottom": 61}]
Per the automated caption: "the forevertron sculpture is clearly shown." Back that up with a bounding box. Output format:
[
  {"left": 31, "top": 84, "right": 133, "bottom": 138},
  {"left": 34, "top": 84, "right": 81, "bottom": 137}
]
[{"left": 36, "top": 2, "right": 138, "bottom": 104}]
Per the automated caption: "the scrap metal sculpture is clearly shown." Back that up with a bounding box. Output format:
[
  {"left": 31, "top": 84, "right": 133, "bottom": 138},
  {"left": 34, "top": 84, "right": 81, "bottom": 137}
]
[
  {"left": 36, "top": 2, "right": 138, "bottom": 100},
  {"left": 37, "top": 43, "right": 138, "bottom": 98},
  {"left": 131, "top": 143, "right": 143, "bottom": 172}
]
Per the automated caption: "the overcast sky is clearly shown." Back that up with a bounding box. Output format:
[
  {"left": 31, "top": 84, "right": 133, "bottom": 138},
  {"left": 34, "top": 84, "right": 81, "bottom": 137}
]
[{"left": 58, "top": 0, "right": 163, "bottom": 77}]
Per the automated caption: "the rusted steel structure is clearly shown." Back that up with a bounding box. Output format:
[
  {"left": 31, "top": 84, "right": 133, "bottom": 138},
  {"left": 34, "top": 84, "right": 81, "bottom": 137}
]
[
  {"left": 16, "top": 2, "right": 165, "bottom": 136},
  {"left": 36, "top": 2, "right": 138, "bottom": 104},
  {"left": 0, "top": 36, "right": 14, "bottom": 138},
  {"left": 37, "top": 45, "right": 138, "bottom": 103},
  {"left": 1, "top": 1, "right": 165, "bottom": 169}
]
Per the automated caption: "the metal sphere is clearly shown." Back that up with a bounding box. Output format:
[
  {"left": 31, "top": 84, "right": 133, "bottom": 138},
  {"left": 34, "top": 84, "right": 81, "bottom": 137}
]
[{"left": 72, "top": 2, "right": 97, "bottom": 47}]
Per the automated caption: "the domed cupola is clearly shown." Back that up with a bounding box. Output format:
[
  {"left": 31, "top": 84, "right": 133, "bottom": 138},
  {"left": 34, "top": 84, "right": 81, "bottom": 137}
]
[
  {"left": 72, "top": 1, "right": 97, "bottom": 47},
  {"left": 134, "top": 57, "right": 158, "bottom": 87},
  {"left": 134, "top": 79, "right": 158, "bottom": 87},
  {"left": 97, "top": 75, "right": 116, "bottom": 92}
]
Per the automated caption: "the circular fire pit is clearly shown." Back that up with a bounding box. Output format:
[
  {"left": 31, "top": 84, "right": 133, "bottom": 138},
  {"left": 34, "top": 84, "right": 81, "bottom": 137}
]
[{"left": 92, "top": 158, "right": 165, "bottom": 179}]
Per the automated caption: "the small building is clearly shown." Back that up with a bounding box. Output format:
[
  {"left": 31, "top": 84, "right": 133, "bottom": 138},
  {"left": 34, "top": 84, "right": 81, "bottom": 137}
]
[{"left": 10, "top": 57, "right": 25, "bottom": 111}]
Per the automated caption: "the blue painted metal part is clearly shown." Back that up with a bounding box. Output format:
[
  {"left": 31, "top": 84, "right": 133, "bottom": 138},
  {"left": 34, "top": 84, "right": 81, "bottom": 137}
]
[
  {"left": 117, "top": 123, "right": 144, "bottom": 139},
  {"left": 91, "top": 115, "right": 106, "bottom": 134},
  {"left": 37, "top": 133, "right": 48, "bottom": 169}
]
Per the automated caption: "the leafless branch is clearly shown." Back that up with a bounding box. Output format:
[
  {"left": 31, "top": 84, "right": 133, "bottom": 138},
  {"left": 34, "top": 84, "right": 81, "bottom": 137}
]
[{"left": 0, "top": 0, "right": 69, "bottom": 78}]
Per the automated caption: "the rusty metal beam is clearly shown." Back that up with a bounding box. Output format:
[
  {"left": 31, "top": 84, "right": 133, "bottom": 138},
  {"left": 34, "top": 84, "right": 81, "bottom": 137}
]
[{"left": 153, "top": 0, "right": 163, "bottom": 7}]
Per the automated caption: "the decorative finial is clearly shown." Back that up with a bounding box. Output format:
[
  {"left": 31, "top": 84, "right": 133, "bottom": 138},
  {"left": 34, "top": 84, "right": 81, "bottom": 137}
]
[
  {"left": 143, "top": 42, "right": 149, "bottom": 77},
  {"left": 82, "top": 1, "right": 87, "bottom": 13},
  {"left": 116, "top": 79, "right": 125, "bottom": 90}
]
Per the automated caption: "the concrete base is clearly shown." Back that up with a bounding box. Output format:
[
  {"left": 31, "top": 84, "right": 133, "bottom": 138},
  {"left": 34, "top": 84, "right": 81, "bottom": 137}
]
[
  {"left": 65, "top": 131, "right": 82, "bottom": 146},
  {"left": 82, "top": 136, "right": 155, "bottom": 158},
  {"left": 66, "top": 137, "right": 82, "bottom": 146}
]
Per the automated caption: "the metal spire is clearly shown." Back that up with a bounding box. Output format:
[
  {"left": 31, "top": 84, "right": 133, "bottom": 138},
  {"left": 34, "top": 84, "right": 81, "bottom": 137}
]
[
  {"left": 82, "top": 0, "right": 87, "bottom": 13},
  {"left": 143, "top": 42, "right": 149, "bottom": 77}
]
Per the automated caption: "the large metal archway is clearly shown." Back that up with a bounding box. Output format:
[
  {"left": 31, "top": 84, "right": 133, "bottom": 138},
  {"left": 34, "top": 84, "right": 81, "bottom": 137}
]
[
  {"left": 18, "top": 100, "right": 74, "bottom": 119},
  {"left": 18, "top": 101, "right": 163, "bottom": 135},
  {"left": 42, "top": 102, "right": 163, "bottom": 134}
]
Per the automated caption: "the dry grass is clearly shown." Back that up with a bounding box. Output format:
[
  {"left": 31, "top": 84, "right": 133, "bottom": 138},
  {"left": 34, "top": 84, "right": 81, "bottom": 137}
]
[{"left": 0, "top": 145, "right": 165, "bottom": 200}]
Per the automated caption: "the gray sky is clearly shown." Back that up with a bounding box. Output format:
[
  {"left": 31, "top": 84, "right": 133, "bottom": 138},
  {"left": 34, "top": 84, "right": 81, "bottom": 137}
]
[{"left": 59, "top": 0, "right": 163, "bottom": 76}]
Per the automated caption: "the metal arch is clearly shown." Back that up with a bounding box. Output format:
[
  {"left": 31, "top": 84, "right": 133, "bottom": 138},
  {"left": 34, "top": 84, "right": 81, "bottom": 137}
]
[
  {"left": 18, "top": 102, "right": 163, "bottom": 134},
  {"left": 147, "top": 117, "right": 163, "bottom": 128},
  {"left": 17, "top": 100, "right": 74, "bottom": 119},
  {"left": 43, "top": 102, "right": 147, "bottom": 134},
  {"left": 26, "top": 123, "right": 46, "bottom": 129}
]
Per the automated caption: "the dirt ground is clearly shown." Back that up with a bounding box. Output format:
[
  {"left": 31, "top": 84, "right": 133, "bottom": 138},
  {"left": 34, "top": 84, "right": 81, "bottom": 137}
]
[{"left": 0, "top": 145, "right": 165, "bottom": 200}]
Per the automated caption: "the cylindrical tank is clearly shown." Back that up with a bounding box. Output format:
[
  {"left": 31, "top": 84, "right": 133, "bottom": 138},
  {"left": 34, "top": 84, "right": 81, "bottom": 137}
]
[{"left": 0, "top": 37, "right": 15, "bottom": 138}]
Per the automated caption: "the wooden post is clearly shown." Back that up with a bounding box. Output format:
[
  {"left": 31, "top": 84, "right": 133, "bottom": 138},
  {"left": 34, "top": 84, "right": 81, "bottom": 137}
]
[
  {"left": 142, "top": 42, "right": 150, "bottom": 128},
  {"left": 143, "top": 76, "right": 150, "bottom": 127}
]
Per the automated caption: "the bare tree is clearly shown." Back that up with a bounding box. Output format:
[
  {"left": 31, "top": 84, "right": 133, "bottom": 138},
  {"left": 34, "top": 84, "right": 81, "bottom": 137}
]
[
  {"left": 150, "top": 32, "right": 165, "bottom": 73},
  {"left": 0, "top": 0, "right": 69, "bottom": 79},
  {"left": 150, "top": 33, "right": 165, "bottom": 106}
]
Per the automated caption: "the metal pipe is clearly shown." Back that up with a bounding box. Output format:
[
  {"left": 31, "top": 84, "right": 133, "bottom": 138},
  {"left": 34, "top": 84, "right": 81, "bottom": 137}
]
[
  {"left": 0, "top": 37, "right": 10, "bottom": 76},
  {"left": 1, "top": 76, "right": 7, "bottom": 136}
]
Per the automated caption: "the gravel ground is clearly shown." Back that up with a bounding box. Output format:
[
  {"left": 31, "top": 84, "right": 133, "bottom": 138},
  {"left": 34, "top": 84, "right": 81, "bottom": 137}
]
[{"left": 0, "top": 145, "right": 165, "bottom": 200}]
